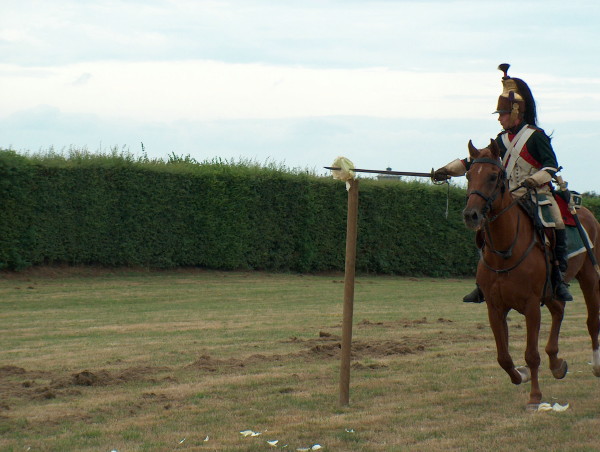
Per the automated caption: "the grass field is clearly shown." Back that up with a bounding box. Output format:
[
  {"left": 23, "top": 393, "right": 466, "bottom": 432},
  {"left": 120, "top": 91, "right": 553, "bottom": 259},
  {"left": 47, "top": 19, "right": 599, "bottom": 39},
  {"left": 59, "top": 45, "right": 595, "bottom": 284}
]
[{"left": 1, "top": 268, "right": 599, "bottom": 451}]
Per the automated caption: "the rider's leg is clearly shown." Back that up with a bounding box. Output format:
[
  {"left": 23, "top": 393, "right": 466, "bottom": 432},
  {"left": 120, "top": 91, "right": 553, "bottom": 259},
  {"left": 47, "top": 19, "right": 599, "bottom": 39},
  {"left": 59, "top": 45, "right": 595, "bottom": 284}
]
[
  {"left": 548, "top": 200, "right": 573, "bottom": 302},
  {"left": 463, "top": 284, "right": 484, "bottom": 303}
]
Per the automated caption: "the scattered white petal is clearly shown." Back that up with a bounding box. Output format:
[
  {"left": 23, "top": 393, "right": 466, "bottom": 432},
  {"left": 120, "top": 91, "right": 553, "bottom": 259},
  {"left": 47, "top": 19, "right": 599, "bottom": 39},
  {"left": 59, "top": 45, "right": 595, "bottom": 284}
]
[
  {"left": 178, "top": 438, "right": 186, "bottom": 444},
  {"left": 552, "top": 402, "right": 570, "bottom": 412},
  {"left": 345, "top": 428, "right": 355, "bottom": 433},
  {"left": 267, "top": 440, "right": 279, "bottom": 446},
  {"left": 297, "top": 445, "right": 323, "bottom": 451},
  {"left": 204, "top": 436, "right": 210, "bottom": 442},
  {"left": 251, "top": 431, "right": 262, "bottom": 437},
  {"left": 240, "top": 430, "right": 254, "bottom": 437},
  {"left": 537, "top": 402, "right": 570, "bottom": 412}
]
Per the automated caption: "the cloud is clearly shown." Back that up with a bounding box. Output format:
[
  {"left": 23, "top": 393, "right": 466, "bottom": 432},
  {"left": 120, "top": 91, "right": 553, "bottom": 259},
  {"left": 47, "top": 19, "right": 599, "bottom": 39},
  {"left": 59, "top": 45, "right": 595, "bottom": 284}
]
[
  {"left": 72, "top": 73, "right": 92, "bottom": 86},
  {"left": 2, "top": 0, "right": 598, "bottom": 75},
  {"left": 3, "top": 60, "right": 600, "bottom": 126},
  {"left": 0, "top": 61, "right": 497, "bottom": 121}
]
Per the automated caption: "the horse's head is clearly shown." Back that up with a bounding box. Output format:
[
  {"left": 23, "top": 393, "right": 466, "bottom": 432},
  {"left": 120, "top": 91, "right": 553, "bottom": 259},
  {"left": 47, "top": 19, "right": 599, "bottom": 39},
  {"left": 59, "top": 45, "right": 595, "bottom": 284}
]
[{"left": 462, "top": 139, "right": 507, "bottom": 230}]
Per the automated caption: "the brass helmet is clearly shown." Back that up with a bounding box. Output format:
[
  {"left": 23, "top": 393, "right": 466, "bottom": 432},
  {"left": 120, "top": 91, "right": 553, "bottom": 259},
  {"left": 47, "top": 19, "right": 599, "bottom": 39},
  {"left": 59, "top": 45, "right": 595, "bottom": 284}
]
[{"left": 493, "top": 63, "right": 526, "bottom": 123}]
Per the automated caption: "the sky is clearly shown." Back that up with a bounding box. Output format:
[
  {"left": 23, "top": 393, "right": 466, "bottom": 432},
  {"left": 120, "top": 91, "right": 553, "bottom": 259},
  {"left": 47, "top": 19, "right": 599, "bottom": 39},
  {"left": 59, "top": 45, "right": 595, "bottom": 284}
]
[{"left": 2, "top": 0, "right": 600, "bottom": 192}]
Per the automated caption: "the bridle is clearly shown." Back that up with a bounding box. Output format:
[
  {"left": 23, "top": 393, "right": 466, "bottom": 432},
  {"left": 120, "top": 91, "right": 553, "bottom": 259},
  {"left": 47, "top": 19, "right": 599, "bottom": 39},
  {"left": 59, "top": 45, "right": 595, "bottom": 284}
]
[
  {"left": 466, "top": 156, "right": 538, "bottom": 273},
  {"left": 465, "top": 157, "right": 507, "bottom": 219}
]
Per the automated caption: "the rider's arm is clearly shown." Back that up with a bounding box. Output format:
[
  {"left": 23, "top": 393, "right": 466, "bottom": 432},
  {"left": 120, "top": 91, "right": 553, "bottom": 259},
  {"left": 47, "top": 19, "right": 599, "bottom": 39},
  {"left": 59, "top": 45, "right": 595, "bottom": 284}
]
[
  {"left": 523, "top": 129, "right": 559, "bottom": 187},
  {"left": 433, "top": 158, "right": 468, "bottom": 181}
]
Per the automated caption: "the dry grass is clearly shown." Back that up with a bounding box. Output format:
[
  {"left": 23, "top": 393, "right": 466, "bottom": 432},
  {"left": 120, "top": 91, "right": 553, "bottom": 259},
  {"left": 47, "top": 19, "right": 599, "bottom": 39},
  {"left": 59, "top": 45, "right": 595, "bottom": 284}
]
[{"left": 1, "top": 268, "right": 599, "bottom": 451}]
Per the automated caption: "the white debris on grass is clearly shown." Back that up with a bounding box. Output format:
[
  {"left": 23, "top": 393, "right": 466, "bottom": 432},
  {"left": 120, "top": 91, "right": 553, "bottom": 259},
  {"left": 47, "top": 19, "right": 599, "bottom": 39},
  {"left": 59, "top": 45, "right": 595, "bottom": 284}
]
[
  {"left": 241, "top": 428, "right": 319, "bottom": 450},
  {"left": 345, "top": 428, "right": 355, "bottom": 433},
  {"left": 297, "top": 445, "right": 322, "bottom": 451},
  {"left": 178, "top": 438, "right": 186, "bottom": 444},
  {"left": 537, "top": 402, "right": 570, "bottom": 412},
  {"left": 204, "top": 435, "right": 210, "bottom": 442},
  {"left": 552, "top": 403, "right": 570, "bottom": 412}
]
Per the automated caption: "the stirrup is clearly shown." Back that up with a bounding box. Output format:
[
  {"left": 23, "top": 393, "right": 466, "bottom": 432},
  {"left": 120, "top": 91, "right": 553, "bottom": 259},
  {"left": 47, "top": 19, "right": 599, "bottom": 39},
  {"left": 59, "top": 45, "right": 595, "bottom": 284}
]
[{"left": 463, "top": 286, "right": 484, "bottom": 303}]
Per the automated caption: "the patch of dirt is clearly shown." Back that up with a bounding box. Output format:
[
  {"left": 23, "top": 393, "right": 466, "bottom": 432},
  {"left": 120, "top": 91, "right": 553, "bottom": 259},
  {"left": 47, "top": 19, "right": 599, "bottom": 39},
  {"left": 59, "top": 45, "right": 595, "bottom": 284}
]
[
  {"left": 351, "top": 362, "right": 388, "bottom": 370},
  {"left": 186, "top": 329, "right": 429, "bottom": 376},
  {"left": 0, "top": 365, "right": 174, "bottom": 407},
  {"left": 351, "top": 339, "right": 426, "bottom": 358},
  {"left": 437, "top": 317, "right": 454, "bottom": 323},
  {"left": 287, "top": 331, "right": 428, "bottom": 360},
  {"left": 358, "top": 319, "right": 384, "bottom": 326},
  {"left": 1, "top": 322, "right": 434, "bottom": 408},
  {"left": 0, "top": 365, "right": 28, "bottom": 376},
  {"left": 66, "top": 366, "right": 173, "bottom": 387},
  {"left": 187, "top": 354, "right": 247, "bottom": 372},
  {"left": 357, "top": 317, "right": 440, "bottom": 329}
]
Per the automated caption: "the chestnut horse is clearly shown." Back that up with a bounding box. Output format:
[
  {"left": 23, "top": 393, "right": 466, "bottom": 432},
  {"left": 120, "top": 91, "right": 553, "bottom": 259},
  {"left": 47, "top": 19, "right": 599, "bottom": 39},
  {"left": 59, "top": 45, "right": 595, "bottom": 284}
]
[{"left": 463, "top": 139, "right": 600, "bottom": 409}]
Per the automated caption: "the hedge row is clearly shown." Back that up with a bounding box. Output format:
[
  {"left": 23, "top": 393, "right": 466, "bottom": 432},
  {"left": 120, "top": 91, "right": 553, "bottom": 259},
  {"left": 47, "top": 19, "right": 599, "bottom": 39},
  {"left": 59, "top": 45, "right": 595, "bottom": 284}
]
[{"left": 2, "top": 150, "right": 598, "bottom": 276}]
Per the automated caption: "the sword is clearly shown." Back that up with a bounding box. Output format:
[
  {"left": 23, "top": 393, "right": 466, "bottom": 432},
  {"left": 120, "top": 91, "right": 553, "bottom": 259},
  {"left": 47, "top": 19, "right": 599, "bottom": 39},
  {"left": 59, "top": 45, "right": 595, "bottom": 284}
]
[
  {"left": 555, "top": 176, "right": 600, "bottom": 278},
  {"left": 324, "top": 167, "right": 435, "bottom": 178},
  {"left": 570, "top": 207, "right": 600, "bottom": 278}
]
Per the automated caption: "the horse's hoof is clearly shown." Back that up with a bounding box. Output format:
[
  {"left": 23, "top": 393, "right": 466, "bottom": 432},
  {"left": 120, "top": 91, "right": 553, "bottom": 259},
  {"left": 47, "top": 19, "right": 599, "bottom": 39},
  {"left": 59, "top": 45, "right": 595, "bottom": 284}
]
[
  {"left": 593, "top": 366, "right": 600, "bottom": 378},
  {"left": 526, "top": 403, "right": 539, "bottom": 412},
  {"left": 516, "top": 366, "right": 531, "bottom": 383},
  {"left": 551, "top": 360, "right": 568, "bottom": 379}
]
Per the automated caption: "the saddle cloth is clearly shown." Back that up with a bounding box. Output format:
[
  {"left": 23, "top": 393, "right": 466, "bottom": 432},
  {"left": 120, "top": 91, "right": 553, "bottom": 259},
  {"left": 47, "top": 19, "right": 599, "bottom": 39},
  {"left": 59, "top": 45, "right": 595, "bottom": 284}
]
[{"left": 535, "top": 194, "right": 591, "bottom": 259}]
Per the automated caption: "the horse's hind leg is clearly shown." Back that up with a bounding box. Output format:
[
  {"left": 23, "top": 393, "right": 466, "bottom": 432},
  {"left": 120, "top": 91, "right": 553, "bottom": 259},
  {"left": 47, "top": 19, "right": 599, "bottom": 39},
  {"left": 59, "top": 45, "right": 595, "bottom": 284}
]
[
  {"left": 544, "top": 299, "right": 568, "bottom": 379},
  {"left": 578, "top": 270, "right": 600, "bottom": 377}
]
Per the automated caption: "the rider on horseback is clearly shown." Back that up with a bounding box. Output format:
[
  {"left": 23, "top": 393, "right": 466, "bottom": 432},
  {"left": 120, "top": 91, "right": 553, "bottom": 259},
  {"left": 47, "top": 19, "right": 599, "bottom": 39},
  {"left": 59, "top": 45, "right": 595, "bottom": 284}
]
[{"left": 433, "top": 64, "right": 573, "bottom": 303}]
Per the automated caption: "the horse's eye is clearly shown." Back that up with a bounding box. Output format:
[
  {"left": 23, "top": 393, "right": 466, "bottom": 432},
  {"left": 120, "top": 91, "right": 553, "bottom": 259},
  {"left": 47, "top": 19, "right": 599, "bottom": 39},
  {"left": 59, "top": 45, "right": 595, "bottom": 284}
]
[{"left": 488, "top": 173, "right": 498, "bottom": 183}]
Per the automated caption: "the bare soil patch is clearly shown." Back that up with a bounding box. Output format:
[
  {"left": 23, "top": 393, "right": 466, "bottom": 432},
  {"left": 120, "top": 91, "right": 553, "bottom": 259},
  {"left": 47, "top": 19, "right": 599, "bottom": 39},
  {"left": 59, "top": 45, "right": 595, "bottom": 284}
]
[
  {"left": 1, "top": 321, "right": 428, "bottom": 411},
  {"left": 0, "top": 364, "right": 174, "bottom": 408}
]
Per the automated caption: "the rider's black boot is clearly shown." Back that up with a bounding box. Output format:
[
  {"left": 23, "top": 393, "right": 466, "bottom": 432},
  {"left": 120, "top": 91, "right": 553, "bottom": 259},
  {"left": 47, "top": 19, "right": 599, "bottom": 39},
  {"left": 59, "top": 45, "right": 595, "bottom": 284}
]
[
  {"left": 463, "top": 284, "right": 485, "bottom": 303},
  {"left": 552, "top": 264, "right": 573, "bottom": 302},
  {"left": 553, "top": 228, "right": 573, "bottom": 302},
  {"left": 554, "top": 228, "right": 569, "bottom": 272}
]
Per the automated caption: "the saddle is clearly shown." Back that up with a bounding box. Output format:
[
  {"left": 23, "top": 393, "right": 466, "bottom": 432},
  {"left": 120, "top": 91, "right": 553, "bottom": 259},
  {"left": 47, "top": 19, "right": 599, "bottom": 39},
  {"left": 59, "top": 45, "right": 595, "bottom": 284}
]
[{"left": 474, "top": 191, "right": 590, "bottom": 263}]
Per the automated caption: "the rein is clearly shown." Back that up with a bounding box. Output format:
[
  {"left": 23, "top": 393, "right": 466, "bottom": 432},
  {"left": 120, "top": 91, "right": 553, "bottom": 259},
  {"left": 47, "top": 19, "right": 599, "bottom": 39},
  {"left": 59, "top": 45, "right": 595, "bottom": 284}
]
[{"left": 467, "top": 157, "right": 538, "bottom": 274}]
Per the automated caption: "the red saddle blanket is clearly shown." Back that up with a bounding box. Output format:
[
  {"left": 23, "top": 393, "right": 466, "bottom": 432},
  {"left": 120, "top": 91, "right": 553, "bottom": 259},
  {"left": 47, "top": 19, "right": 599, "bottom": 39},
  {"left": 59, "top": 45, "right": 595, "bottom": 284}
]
[{"left": 555, "top": 194, "right": 576, "bottom": 227}]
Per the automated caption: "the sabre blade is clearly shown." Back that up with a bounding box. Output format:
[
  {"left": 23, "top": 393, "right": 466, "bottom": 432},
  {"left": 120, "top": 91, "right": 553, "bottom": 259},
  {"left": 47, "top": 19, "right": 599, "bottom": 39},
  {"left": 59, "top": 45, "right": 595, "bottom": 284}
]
[{"left": 324, "top": 167, "right": 433, "bottom": 178}]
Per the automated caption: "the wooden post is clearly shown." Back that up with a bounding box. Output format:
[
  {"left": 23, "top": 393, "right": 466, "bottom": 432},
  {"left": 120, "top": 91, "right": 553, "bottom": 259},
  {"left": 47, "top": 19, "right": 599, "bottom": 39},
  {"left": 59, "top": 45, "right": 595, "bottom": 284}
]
[{"left": 339, "top": 178, "right": 359, "bottom": 406}]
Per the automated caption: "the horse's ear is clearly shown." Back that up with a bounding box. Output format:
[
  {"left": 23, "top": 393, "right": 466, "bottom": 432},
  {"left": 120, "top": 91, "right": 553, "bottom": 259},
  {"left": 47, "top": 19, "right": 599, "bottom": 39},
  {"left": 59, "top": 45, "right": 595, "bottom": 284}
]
[
  {"left": 468, "top": 140, "right": 479, "bottom": 159},
  {"left": 489, "top": 139, "right": 500, "bottom": 159}
]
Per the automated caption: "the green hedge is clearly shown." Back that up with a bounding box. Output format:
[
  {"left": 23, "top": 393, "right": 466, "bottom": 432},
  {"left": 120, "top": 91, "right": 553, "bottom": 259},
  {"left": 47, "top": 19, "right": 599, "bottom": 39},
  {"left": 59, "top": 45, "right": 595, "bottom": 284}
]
[{"left": 5, "top": 150, "right": 595, "bottom": 276}]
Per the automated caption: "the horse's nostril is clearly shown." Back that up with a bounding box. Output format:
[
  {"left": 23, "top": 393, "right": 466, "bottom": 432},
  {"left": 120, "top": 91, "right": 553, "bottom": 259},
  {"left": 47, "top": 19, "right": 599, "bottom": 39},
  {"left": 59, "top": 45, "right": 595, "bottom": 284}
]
[{"left": 463, "top": 209, "right": 481, "bottom": 228}]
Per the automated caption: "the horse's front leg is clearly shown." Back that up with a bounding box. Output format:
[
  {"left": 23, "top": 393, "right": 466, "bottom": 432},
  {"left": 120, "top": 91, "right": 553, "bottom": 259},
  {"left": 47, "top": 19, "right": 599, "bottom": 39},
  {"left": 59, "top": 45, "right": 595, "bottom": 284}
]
[
  {"left": 544, "top": 299, "right": 568, "bottom": 379},
  {"left": 524, "top": 303, "right": 542, "bottom": 407},
  {"left": 487, "top": 304, "right": 523, "bottom": 385}
]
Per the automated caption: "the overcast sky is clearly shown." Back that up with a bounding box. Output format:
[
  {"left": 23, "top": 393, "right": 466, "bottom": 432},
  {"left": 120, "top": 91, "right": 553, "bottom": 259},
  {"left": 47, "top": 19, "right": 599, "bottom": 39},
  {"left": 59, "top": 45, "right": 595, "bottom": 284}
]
[{"left": 2, "top": 0, "right": 600, "bottom": 192}]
